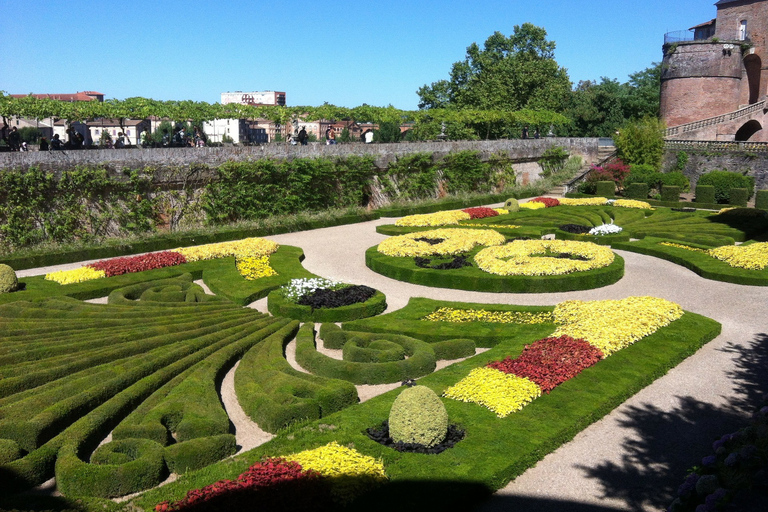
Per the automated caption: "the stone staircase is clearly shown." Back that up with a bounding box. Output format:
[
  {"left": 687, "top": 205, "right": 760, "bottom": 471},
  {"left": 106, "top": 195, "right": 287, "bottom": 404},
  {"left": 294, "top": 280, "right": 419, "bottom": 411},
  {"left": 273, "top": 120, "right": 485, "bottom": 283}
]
[{"left": 548, "top": 145, "right": 616, "bottom": 197}]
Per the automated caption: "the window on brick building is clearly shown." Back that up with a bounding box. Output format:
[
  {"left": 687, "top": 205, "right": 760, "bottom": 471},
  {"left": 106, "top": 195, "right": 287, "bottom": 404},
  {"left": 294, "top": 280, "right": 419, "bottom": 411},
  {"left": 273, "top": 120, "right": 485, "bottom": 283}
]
[{"left": 739, "top": 20, "right": 748, "bottom": 40}]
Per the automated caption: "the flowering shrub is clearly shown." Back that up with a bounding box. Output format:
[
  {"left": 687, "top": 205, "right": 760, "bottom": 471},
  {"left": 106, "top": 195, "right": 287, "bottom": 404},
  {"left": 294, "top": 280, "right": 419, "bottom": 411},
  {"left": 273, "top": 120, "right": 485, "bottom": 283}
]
[
  {"left": 279, "top": 278, "right": 345, "bottom": 302},
  {"left": 443, "top": 367, "right": 542, "bottom": 417},
  {"left": 708, "top": 242, "right": 768, "bottom": 270},
  {"left": 613, "top": 199, "right": 653, "bottom": 210},
  {"left": 45, "top": 266, "right": 107, "bottom": 285},
  {"left": 172, "top": 237, "right": 279, "bottom": 262},
  {"left": 519, "top": 201, "right": 547, "bottom": 210},
  {"left": 377, "top": 228, "right": 506, "bottom": 258},
  {"left": 552, "top": 296, "right": 684, "bottom": 357},
  {"left": 423, "top": 307, "right": 554, "bottom": 324},
  {"left": 154, "top": 458, "right": 330, "bottom": 512},
  {"left": 558, "top": 197, "right": 609, "bottom": 206},
  {"left": 487, "top": 336, "right": 603, "bottom": 393},
  {"left": 474, "top": 240, "right": 615, "bottom": 276},
  {"left": 588, "top": 223, "right": 623, "bottom": 236},
  {"left": 461, "top": 207, "right": 499, "bottom": 219},
  {"left": 529, "top": 197, "right": 560, "bottom": 208},
  {"left": 289, "top": 441, "right": 388, "bottom": 505},
  {"left": 395, "top": 210, "right": 470, "bottom": 227},
  {"left": 89, "top": 251, "right": 188, "bottom": 277},
  {"left": 585, "top": 159, "right": 630, "bottom": 189},
  {"left": 235, "top": 256, "right": 278, "bottom": 280}
]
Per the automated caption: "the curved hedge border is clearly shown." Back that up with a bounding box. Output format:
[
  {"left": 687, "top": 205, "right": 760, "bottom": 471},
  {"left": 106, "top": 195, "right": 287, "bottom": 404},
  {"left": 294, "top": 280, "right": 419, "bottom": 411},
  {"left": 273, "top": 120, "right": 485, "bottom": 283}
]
[
  {"left": 612, "top": 237, "right": 768, "bottom": 286},
  {"left": 233, "top": 321, "right": 359, "bottom": 434},
  {"left": 365, "top": 245, "right": 625, "bottom": 293},
  {"left": 294, "top": 323, "right": 437, "bottom": 385},
  {"left": 266, "top": 289, "right": 387, "bottom": 322}
]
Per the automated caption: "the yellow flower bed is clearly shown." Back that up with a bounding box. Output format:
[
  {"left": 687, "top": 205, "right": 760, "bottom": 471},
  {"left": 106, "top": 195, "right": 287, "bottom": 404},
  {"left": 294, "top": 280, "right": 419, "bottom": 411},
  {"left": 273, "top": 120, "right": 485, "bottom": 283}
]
[
  {"left": 474, "top": 240, "right": 615, "bottom": 276},
  {"left": 708, "top": 242, "right": 768, "bottom": 270},
  {"left": 659, "top": 242, "right": 709, "bottom": 254},
  {"left": 171, "top": 237, "right": 279, "bottom": 262},
  {"left": 44, "top": 267, "right": 107, "bottom": 285},
  {"left": 443, "top": 367, "right": 542, "bottom": 418},
  {"left": 519, "top": 201, "right": 546, "bottom": 210},
  {"left": 423, "top": 307, "right": 554, "bottom": 324},
  {"left": 377, "top": 228, "right": 506, "bottom": 257},
  {"left": 235, "top": 256, "right": 278, "bottom": 280},
  {"left": 613, "top": 199, "right": 653, "bottom": 210},
  {"left": 552, "top": 296, "right": 684, "bottom": 357},
  {"left": 289, "top": 441, "right": 387, "bottom": 504},
  {"left": 559, "top": 197, "right": 609, "bottom": 206},
  {"left": 395, "top": 210, "right": 471, "bottom": 227},
  {"left": 493, "top": 208, "right": 509, "bottom": 214}
]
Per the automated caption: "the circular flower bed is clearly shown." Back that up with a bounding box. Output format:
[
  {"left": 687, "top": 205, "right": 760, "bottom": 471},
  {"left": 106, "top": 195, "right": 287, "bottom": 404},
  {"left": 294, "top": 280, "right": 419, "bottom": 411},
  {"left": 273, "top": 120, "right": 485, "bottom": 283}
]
[
  {"left": 377, "top": 228, "right": 506, "bottom": 258},
  {"left": 474, "top": 240, "right": 615, "bottom": 276},
  {"left": 267, "top": 277, "right": 387, "bottom": 322}
]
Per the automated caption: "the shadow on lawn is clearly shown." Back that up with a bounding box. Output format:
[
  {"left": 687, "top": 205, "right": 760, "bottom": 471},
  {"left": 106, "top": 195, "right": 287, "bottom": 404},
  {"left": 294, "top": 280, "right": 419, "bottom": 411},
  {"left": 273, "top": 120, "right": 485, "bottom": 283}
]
[{"left": 571, "top": 333, "right": 768, "bottom": 512}]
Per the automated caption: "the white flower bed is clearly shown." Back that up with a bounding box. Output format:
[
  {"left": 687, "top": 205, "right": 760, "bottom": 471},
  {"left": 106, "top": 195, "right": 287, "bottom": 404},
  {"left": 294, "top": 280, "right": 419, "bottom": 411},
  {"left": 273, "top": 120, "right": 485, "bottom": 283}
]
[
  {"left": 280, "top": 277, "right": 345, "bottom": 301},
  {"left": 589, "top": 223, "right": 623, "bottom": 236}
]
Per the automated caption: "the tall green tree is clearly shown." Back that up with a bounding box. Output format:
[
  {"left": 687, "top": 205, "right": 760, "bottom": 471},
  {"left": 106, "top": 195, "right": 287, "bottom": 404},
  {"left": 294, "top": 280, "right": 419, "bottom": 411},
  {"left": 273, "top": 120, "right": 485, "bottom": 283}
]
[{"left": 417, "top": 24, "right": 572, "bottom": 139}]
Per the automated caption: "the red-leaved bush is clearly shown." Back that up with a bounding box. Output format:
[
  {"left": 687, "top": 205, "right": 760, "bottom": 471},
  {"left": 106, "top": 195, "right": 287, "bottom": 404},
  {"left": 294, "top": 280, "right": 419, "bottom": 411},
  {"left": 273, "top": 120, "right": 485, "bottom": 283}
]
[
  {"left": 88, "top": 251, "right": 188, "bottom": 277},
  {"left": 487, "top": 336, "right": 603, "bottom": 393},
  {"left": 155, "top": 458, "right": 332, "bottom": 512},
  {"left": 585, "top": 159, "right": 630, "bottom": 189},
  {"left": 462, "top": 207, "right": 500, "bottom": 219},
  {"left": 530, "top": 197, "right": 560, "bottom": 208}
]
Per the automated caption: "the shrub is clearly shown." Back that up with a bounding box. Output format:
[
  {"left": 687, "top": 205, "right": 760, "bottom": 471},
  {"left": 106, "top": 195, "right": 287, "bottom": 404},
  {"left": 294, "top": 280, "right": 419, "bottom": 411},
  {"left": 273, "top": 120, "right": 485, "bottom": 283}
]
[
  {"left": 756, "top": 190, "right": 768, "bottom": 210},
  {"left": 614, "top": 117, "right": 665, "bottom": 168},
  {"left": 539, "top": 146, "right": 569, "bottom": 177},
  {"left": 0, "top": 264, "right": 18, "bottom": 293},
  {"left": 697, "top": 170, "right": 755, "bottom": 203},
  {"left": 430, "top": 338, "right": 476, "bottom": 360},
  {"left": 729, "top": 188, "right": 749, "bottom": 207},
  {"left": 596, "top": 181, "right": 616, "bottom": 197},
  {"left": 504, "top": 198, "right": 520, "bottom": 212},
  {"left": 661, "top": 171, "right": 690, "bottom": 192},
  {"left": 695, "top": 184, "right": 716, "bottom": 204},
  {"left": 389, "top": 385, "right": 448, "bottom": 448},
  {"left": 662, "top": 185, "right": 681, "bottom": 202},
  {"left": 626, "top": 183, "right": 650, "bottom": 200},
  {"left": 0, "top": 439, "right": 22, "bottom": 465},
  {"left": 626, "top": 164, "right": 663, "bottom": 191}
]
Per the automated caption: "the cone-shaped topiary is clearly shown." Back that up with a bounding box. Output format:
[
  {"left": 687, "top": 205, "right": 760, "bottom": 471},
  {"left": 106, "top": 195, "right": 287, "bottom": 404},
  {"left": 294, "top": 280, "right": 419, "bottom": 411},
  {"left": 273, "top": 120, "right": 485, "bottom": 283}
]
[
  {"left": 389, "top": 385, "right": 448, "bottom": 448},
  {"left": 504, "top": 198, "right": 520, "bottom": 212},
  {"left": 0, "top": 264, "right": 18, "bottom": 294}
]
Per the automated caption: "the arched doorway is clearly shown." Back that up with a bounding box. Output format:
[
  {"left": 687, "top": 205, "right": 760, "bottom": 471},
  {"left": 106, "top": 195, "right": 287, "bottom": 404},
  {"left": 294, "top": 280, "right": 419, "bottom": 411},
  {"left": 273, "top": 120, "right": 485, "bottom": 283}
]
[
  {"left": 744, "top": 54, "right": 762, "bottom": 104},
  {"left": 735, "top": 119, "right": 762, "bottom": 141}
]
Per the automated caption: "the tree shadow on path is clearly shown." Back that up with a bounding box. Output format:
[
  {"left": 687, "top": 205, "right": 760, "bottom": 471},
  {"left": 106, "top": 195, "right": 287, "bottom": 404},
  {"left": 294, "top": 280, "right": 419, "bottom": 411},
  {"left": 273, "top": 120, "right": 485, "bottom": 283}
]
[{"left": 575, "top": 333, "right": 768, "bottom": 511}]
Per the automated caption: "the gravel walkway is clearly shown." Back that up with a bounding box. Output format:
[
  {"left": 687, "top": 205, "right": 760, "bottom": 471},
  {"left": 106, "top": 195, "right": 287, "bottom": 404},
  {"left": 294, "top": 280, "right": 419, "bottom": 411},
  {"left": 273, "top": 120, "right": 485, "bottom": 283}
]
[{"left": 16, "top": 212, "right": 768, "bottom": 512}]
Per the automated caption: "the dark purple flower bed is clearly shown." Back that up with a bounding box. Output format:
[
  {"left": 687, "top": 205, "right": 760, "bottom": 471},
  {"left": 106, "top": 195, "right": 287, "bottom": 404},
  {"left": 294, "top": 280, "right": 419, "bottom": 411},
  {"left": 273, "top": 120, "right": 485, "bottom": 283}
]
[
  {"left": 366, "top": 420, "right": 465, "bottom": 455},
  {"left": 413, "top": 237, "right": 446, "bottom": 245},
  {"left": 297, "top": 285, "right": 376, "bottom": 309},
  {"left": 414, "top": 255, "right": 473, "bottom": 270},
  {"left": 559, "top": 224, "right": 592, "bottom": 234}
]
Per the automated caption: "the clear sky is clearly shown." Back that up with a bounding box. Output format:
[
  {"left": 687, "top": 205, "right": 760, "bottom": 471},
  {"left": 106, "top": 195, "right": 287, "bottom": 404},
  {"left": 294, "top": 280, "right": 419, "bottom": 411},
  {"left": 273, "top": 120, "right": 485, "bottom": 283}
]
[{"left": 1, "top": 0, "right": 716, "bottom": 110}]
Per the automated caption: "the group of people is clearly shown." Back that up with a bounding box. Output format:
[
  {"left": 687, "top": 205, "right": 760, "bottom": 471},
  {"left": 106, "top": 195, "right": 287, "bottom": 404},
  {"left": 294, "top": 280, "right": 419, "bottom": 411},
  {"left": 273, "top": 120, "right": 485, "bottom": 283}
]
[
  {"left": 288, "top": 127, "right": 375, "bottom": 145},
  {"left": 521, "top": 126, "right": 541, "bottom": 139}
]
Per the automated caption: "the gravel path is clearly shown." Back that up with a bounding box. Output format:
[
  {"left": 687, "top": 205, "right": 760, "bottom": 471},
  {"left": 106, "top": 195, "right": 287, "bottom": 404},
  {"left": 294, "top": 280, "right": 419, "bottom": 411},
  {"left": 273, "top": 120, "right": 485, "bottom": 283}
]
[{"left": 16, "top": 210, "right": 768, "bottom": 511}]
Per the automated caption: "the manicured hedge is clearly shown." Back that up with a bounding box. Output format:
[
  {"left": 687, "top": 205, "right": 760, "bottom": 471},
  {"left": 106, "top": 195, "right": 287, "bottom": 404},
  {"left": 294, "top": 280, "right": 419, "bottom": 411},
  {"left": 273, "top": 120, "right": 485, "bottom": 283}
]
[
  {"left": 267, "top": 289, "right": 387, "bottom": 322},
  {"left": 612, "top": 237, "right": 768, "bottom": 286},
  {"left": 595, "top": 181, "right": 615, "bottom": 197},
  {"left": 756, "top": 190, "right": 768, "bottom": 210},
  {"left": 233, "top": 321, "right": 358, "bottom": 433},
  {"left": 294, "top": 324, "right": 437, "bottom": 385},
  {"left": 365, "top": 245, "right": 625, "bottom": 293},
  {"left": 729, "top": 187, "right": 749, "bottom": 207},
  {"left": 132, "top": 306, "right": 720, "bottom": 512},
  {"left": 626, "top": 182, "right": 649, "bottom": 199},
  {"left": 661, "top": 185, "right": 681, "bottom": 202},
  {"left": 696, "top": 184, "right": 716, "bottom": 205}
]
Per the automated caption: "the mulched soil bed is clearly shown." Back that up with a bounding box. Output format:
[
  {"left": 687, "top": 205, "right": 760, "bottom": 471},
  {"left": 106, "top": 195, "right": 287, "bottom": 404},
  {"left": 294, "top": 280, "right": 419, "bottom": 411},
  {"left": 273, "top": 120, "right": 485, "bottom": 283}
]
[
  {"left": 366, "top": 420, "right": 466, "bottom": 454},
  {"left": 297, "top": 285, "right": 376, "bottom": 309}
]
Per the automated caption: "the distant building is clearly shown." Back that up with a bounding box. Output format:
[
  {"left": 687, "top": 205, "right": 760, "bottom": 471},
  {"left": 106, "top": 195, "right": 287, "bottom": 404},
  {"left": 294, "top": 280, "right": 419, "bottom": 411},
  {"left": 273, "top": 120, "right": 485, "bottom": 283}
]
[
  {"left": 661, "top": 0, "right": 768, "bottom": 141},
  {"left": 221, "top": 91, "right": 286, "bottom": 106},
  {"left": 10, "top": 91, "right": 104, "bottom": 102}
]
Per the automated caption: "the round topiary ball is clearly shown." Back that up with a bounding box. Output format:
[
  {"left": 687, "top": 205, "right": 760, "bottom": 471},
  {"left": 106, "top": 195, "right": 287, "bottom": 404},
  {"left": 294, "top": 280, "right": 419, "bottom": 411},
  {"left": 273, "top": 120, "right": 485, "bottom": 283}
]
[
  {"left": 389, "top": 385, "right": 448, "bottom": 448},
  {"left": 0, "top": 264, "right": 18, "bottom": 294},
  {"left": 504, "top": 198, "right": 520, "bottom": 212}
]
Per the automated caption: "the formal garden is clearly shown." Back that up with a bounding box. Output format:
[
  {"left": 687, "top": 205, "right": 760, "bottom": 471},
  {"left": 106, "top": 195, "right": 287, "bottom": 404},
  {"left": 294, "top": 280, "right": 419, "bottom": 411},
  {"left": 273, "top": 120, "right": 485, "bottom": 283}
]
[{"left": 1, "top": 182, "right": 768, "bottom": 511}]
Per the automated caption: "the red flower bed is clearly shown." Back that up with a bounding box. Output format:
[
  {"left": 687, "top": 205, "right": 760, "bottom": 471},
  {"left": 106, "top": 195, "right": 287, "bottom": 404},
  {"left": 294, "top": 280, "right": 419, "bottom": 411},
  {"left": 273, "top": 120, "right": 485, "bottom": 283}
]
[
  {"left": 487, "top": 336, "right": 603, "bottom": 393},
  {"left": 155, "top": 458, "right": 332, "bottom": 512},
  {"left": 88, "top": 251, "right": 188, "bottom": 277},
  {"left": 530, "top": 197, "right": 560, "bottom": 208},
  {"left": 462, "top": 207, "right": 499, "bottom": 219}
]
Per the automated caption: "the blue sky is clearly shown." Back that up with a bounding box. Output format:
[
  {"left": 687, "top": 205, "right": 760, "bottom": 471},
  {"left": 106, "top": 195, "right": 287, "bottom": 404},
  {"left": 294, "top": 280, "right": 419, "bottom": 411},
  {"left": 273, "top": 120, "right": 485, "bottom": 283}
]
[{"left": 1, "top": 0, "right": 715, "bottom": 110}]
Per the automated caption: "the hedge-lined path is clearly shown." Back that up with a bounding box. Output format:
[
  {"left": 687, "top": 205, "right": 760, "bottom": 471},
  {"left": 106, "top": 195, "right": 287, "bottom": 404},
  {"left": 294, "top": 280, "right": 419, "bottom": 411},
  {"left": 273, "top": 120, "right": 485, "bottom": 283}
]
[{"left": 13, "top": 210, "right": 768, "bottom": 511}]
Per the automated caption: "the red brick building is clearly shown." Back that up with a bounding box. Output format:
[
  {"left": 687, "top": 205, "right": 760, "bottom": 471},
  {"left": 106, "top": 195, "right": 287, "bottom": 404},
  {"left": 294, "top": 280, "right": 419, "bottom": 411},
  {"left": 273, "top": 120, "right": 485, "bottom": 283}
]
[{"left": 661, "top": 0, "right": 768, "bottom": 141}]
